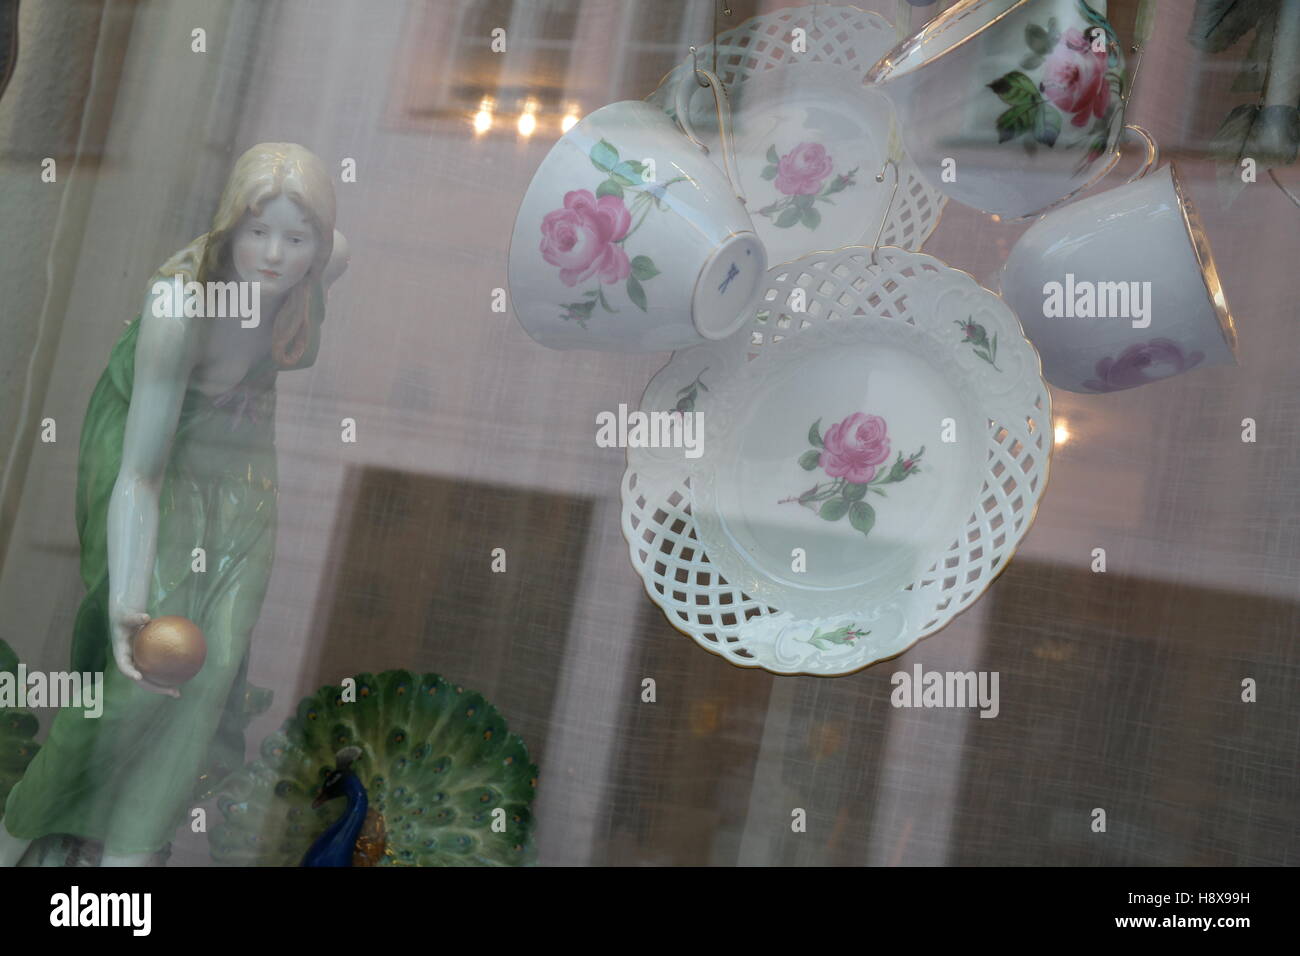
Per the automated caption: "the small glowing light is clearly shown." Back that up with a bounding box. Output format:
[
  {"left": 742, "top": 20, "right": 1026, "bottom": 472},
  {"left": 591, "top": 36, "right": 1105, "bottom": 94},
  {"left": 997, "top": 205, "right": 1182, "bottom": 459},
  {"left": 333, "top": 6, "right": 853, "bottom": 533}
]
[
  {"left": 472, "top": 97, "right": 494, "bottom": 135},
  {"left": 561, "top": 113, "right": 578, "bottom": 133},
  {"left": 517, "top": 112, "right": 536, "bottom": 137},
  {"left": 1054, "top": 421, "right": 1071, "bottom": 446}
]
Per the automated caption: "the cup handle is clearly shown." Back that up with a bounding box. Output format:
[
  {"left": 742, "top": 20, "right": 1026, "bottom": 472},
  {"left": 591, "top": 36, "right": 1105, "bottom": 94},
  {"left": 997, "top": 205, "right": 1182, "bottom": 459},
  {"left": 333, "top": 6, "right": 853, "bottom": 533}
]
[
  {"left": 1070, "top": 122, "right": 1159, "bottom": 206},
  {"left": 674, "top": 61, "right": 747, "bottom": 205},
  {"left": 1120, "top": 124, "right": 1159, "bottom": 183}
]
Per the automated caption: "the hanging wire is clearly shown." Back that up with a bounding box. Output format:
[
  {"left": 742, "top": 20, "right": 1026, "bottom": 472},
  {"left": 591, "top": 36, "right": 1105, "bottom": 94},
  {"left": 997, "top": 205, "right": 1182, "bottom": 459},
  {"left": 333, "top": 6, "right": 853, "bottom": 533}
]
[
  {"left": 870, "top": 159, "right": 900, "bottom": 266},
  {"left": 710, "top": 0, "right": 734, "bottom": 77},
  {"left": 712, "top": 0, "right": 718, "bottom": 76},
  {"left": 1271, "top": 169, "right": 1300, "bottom": 209},
  {"left": 692, "top": 1, "right": 735, "bottom": 91},
  {"left": 1127, "top": 0, "right": 1156, "bottom": 92},
  {"left": 690, "top": 45, "right": 708, "bottom": 87}
]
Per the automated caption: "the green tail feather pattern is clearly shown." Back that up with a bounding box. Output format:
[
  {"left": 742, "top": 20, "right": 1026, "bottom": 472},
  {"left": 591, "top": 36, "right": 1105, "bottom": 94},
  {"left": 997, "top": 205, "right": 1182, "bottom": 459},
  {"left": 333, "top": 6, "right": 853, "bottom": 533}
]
[
  {"left": 0, "top": 639, "right": 40, "bottom": 815},
  {"left": 210, "top": 670, "right": 539, "bottom": 866}
]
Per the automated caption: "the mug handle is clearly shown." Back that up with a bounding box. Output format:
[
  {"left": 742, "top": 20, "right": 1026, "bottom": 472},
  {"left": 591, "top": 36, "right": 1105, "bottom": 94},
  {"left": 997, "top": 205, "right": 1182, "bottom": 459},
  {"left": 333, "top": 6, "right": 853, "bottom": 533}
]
[{"left": 673, "top": 61, "right": 747, "bottom": 205}]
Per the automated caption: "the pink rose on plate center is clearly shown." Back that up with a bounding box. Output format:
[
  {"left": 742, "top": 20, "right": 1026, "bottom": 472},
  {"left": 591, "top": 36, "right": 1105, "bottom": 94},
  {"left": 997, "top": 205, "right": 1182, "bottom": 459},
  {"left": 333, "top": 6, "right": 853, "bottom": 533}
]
[
  {"left": 539, "top": 189, "right": 632, "bottom": 287},
  {"left": 775, "top": 142, "right": 834, "bottom": 196},
  {"left": 1041, "top": 27, "right": 1111, "bottom": 127},
  {"left": 820, "top": 412, "right": 891, "bottom": 484}
]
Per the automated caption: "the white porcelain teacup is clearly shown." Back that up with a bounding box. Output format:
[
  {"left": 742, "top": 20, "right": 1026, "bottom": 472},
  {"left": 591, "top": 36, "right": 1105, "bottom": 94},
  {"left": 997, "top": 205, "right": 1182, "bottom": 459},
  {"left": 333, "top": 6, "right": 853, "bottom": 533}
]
[
  {"left": 508, "top": 69, "right": 767, "bottom": 352},
  {"left": 997, "top": 162, "right": 1237, "bottom": 393},
  {"left": 867, "top": 0, "right": 1137, "bottom": 219}
]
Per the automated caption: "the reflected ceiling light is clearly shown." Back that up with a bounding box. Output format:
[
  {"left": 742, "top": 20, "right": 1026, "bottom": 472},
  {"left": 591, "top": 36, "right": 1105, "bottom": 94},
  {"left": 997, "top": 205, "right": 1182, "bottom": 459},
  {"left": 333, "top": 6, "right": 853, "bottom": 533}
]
[
  {"left": 1054, "top": 420, "right": 1071, "bottom": 446},
  {"left": 472, "top": 97, "right": 493, "bottom": 135},
  {"left": 560, "top": 104, "right": 580, "bottom": 133},
  {"left": 518, "top": 98, "right": 538, "bottom": 138}
]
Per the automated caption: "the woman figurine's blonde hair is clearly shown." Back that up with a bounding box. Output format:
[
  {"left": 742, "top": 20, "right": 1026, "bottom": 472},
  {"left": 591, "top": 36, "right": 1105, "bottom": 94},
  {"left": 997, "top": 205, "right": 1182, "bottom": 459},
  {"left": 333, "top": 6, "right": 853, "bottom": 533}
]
[{"left": 154, "top": 143, "right": 336, "bottom": 367}]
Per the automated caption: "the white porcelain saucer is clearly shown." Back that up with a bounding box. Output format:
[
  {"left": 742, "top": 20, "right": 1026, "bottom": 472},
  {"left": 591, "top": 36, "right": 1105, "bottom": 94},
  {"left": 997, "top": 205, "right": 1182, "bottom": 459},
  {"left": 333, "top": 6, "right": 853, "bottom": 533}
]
[
  {"left": 621, "top": 248, "right": 1052, "bottom": 676},
  {"left": 646, "top": 4, "right": 946, "bottom": 262}
]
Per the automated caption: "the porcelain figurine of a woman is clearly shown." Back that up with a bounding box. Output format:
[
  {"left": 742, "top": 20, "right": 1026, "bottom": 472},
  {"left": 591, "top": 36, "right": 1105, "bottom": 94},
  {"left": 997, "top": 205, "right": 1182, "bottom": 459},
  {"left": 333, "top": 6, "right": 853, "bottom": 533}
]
[{"left": 0, "top": 143, "right": 348, "bottom": 866}]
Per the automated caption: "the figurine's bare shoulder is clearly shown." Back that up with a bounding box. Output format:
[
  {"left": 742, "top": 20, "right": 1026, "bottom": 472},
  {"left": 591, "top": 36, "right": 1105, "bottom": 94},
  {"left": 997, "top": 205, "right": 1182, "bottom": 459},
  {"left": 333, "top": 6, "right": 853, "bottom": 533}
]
[{"left": 137, "top": 280, "right": 204, "bottom": 383}]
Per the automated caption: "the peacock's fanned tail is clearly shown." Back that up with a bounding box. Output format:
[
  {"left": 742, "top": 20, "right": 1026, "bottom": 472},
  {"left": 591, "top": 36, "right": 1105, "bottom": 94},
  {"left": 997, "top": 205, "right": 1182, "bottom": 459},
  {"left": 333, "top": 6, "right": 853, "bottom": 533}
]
[{"left": 210, "top": 670, "right": 539, "bottom": 866}]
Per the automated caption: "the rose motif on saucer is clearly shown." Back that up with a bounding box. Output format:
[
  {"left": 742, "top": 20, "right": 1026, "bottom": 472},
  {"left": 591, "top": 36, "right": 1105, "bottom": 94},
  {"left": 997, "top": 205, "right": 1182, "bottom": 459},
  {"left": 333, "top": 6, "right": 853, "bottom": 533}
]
[
  {"left": 802, "top": 624, "right": 871, "bottom": 651},
  {"left": 778, "top": 413, "right": 925, "bottom": 538},
  {"left": 756, "top": 142, "right": 858, "bottom": 230},
  {"left": 955, "top": 317, "right": 1000, "bottom": 370}
]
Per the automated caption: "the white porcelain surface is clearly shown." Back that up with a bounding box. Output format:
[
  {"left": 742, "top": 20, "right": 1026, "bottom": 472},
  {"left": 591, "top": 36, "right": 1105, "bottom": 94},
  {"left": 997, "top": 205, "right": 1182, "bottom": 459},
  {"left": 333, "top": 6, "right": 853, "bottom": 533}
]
[
  {"left": 509, "top": 99, "right": 766, "bottom": 352},
  {"left": 646, "top": 4, "right": 946, "bottom": 257},
  {"left": 621, "top": 247, "right": 1052, "bottom": 675},
  {"left": 694, "top": 320, "right": 985, "bottom": 611},
  {"left": 999, "top": 163, "right": 1237, "bottom": 393},
  {"left": 868, "top": 0, "right": 1129, "bottom": 219}
]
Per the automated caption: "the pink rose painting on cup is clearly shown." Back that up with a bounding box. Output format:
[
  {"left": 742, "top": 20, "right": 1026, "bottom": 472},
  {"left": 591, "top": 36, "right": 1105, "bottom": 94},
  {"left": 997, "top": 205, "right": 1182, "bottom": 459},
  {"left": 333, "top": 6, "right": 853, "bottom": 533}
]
[
  {"left": 546, "top": 137, "right": 687, "bottom": 327},
  {"left": 986, "top": 1, "right": 1125, "bottom": 168},
  {"left": 1083, "top": 339, "right": 1205, "bottom": 392},
  {"left": 756, "top": 142, "right": 858, "bottom": 230},
  {"left": 779, "top": 413, "right": 925, "bottom": 539},
  {"left": 541, "top": 190, "right": 632, "bottom": 287}
]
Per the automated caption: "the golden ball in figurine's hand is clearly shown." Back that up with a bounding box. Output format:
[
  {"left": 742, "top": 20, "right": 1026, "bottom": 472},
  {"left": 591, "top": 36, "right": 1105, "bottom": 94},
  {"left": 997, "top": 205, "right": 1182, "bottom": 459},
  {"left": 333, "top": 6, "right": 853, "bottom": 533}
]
[{"left": 132, "top": 616, "right": 207, "bottom": 687}]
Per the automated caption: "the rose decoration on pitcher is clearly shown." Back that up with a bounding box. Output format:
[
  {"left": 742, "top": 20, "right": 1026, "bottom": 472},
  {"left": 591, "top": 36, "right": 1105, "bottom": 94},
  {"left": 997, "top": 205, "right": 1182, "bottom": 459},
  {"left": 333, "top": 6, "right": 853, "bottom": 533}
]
[
  {"left": 544, "top": 138, "right": 687, "bottom": 326},
  {"left": 779, "top": 413, "right": 925, "bottom": 539},
  {"left": 757, "top": 142, "right": 858, "bottom": 230},
  {"left": 986, "top": 1, "right": 1124, "bottom": 168},
  {"left": 1041, "top": 28, "right": 1111, "bottom": 128}
]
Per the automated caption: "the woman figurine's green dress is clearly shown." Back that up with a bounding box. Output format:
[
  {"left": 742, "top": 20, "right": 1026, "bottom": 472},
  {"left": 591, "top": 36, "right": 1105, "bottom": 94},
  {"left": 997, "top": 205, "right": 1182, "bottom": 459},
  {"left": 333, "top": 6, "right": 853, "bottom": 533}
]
[
  {"left": 3, "top": 317, "right": 280, "bottom": 854},
  {"left": 0, "top": 143, "right": 345, "bottom": 863}
]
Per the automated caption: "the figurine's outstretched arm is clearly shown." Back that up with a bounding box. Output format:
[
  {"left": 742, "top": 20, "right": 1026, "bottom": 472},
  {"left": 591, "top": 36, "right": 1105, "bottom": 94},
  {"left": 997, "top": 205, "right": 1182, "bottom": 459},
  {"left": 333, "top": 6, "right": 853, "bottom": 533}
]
[{"left": 104, "top": 292, "right": 202, "bottom": 698}]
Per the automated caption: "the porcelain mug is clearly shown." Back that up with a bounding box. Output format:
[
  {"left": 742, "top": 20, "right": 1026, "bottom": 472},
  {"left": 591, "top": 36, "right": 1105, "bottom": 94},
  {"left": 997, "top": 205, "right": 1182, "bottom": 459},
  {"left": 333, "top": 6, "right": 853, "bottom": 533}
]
[
  {"left": 866, "top": 0, "right": 1137, "bottom": 219},
  {"left": 508, "top": 69, "right": 767, "bottom": 352},
  {"left": 997, "top": 162, "right": 1237, "bottom": 393}
]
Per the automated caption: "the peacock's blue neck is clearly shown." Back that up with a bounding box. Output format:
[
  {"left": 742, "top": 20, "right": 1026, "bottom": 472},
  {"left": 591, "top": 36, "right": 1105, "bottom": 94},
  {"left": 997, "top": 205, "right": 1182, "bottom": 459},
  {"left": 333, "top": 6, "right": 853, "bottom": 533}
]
[{"left": 301, "top": 774, "right": 368, "bottom": 867}]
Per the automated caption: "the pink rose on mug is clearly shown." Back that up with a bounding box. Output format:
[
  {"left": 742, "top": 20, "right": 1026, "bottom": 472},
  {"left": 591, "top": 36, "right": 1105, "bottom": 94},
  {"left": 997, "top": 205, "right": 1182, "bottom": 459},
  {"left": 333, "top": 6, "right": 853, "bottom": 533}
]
[
  {"left": 539, "top": 189, "right": 632, "bottom": 286},
  {"left": 820, "top": 412, "right": 891, "bottom": 484},
  {"left": 1041, "top": 27, "right": 1111, "bottom": 128},
  {"left": 775, "top": 142, "right": 835, "bottom": 196}
]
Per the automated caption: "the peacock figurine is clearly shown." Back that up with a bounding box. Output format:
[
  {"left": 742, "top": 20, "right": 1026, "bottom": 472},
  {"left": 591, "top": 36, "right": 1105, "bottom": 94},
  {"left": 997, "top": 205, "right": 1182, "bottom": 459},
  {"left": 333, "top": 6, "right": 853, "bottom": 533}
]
[
  {"left": 299, "top": 745, "right": 386, "bottom": 867},
  {"left": 211, "top": 670, "right": 539, "bottom": 866},
  {"left": 0, "top": 639, "right": 40, "bottom": 816}
]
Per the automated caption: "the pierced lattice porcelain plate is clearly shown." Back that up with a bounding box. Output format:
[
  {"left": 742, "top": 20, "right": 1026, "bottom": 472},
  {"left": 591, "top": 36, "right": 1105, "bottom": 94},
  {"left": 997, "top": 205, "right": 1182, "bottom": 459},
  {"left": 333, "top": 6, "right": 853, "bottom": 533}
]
[
  {"left": 646, "top": 4, "right": 946, "bottom": 262},
  {"left": 620, "top": 248, "right": 1051, "bottom": 676}
]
